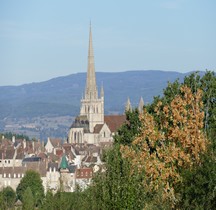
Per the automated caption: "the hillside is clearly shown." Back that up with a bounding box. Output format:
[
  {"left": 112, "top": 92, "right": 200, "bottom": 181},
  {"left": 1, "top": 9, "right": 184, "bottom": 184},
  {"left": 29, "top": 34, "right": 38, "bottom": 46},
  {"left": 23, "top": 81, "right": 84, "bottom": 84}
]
[
  {"left": 0, "top": 70, "right": 190, "bottom": 117},
  {"left": 0, "top": 70, "right": 196, "bottom": 139}
]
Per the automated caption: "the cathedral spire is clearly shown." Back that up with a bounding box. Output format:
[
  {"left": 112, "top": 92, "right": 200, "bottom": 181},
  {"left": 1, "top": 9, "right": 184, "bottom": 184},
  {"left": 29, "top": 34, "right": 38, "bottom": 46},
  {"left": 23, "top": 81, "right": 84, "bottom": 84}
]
[{"left": 85, "top": 23, "right": 98, "bottom": 99}]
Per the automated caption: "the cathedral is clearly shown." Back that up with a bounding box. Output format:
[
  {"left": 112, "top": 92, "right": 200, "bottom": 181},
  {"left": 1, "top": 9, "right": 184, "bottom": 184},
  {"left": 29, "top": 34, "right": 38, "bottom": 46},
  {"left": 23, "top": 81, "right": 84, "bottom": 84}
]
[{"left": 68, "top": 25, "right": 126, "bottom": 145}]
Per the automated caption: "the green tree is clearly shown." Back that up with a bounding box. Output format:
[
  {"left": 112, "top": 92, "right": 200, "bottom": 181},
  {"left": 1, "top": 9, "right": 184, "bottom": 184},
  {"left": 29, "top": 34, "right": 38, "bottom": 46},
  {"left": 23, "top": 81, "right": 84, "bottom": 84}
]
[
  {"left": 0, "top": 191, "right": 7, "bottom": 210},
  {"left": 87, "top": 109, "right": 146, "bottom": 209},
  {"left": 41, "top": 190, "right": 55, "bottom": 210},
  {"left": 115, "top": 109, "right": 142, "bottom": 145},
  {"left": 22, "top": 187, "right": 34, "bottom": 210},
  {"left": 16, "top": 170, "right": 44, "bottom": 207},
  {"left": 175, "top": 153, "right": 216, "bottom": 209},
  {"left": 3, "top": 186, "right": 16, "bottom": 209},
  {"left": 0, "top": 186, "right": 16, "bottom": 210}
]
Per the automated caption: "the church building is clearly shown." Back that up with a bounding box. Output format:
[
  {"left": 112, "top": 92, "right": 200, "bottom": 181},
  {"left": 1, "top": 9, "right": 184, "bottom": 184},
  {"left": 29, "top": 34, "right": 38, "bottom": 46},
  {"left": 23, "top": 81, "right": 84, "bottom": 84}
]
[{"left": 68, "top": 25, "right": 126, "bottom": 145}]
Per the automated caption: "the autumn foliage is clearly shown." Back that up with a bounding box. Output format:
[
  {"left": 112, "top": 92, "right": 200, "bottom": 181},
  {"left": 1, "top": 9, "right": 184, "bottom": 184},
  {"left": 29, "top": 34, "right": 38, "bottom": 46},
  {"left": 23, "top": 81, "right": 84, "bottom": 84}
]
[{"left": 121, "top": 86, "right": 208, "bottom": 204}]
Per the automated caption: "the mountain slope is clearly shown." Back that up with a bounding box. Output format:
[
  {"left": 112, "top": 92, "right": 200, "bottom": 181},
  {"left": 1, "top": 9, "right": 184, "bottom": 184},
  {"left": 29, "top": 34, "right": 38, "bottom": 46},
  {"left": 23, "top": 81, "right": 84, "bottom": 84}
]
[{"left": 0, "top": 70, "right": 191, "bottom": 118}]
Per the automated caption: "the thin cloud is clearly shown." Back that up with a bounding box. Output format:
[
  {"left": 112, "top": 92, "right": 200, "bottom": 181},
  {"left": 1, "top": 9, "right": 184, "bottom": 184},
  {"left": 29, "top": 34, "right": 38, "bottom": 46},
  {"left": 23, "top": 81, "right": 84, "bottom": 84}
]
[{"left": 161, "top": 0, "right": 184, "bottom": 10}]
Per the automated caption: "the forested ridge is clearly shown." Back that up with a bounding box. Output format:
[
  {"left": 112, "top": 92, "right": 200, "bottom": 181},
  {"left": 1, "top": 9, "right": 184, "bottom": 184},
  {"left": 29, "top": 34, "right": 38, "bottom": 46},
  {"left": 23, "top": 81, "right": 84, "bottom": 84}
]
[{"left": 0, "top": 71, "right": 215, "bottom": 210}]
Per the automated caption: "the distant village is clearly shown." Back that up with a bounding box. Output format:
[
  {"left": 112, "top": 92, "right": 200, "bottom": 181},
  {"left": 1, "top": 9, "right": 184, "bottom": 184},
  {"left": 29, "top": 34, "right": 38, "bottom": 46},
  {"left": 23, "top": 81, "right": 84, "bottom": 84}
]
[
  {"left": 0, "top": 136, "right": 105, "bottom": 192},
  {"left": 0, "top": 25, "right": 144, "bottom": 194}
]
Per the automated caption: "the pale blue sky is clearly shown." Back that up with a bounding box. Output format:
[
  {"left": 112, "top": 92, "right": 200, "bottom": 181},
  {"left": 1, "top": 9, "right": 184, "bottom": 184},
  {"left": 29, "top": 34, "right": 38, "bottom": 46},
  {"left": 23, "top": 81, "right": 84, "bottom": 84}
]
[{"left": 0, "top": 0, "right": 215, "bottom": 85}]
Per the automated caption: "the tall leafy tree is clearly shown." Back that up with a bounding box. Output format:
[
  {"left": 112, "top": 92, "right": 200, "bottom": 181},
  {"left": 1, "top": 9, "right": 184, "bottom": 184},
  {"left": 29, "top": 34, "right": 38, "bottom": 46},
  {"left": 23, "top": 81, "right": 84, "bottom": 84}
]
[
  {"left": 16, "top": 170, "right": 44, "bottom": 207},
  {"left": 175, "top": 153, "right": 216, "bottom": 209},
  {"left": 122, "top": 86, "right": 208, "bottom": 206},
  {"left": 115, "top": 109, "right": 142, "bottom": 145},
  {"left": 41, "top": 190, "right": 55, "bottom": 210},
  {"left": 22, "top": 187, "right": 34, "bottom": 210},
  {"left": 88, "top": 109, "right": 146, "bottom": 209},
  {"left": 0, "top": 186, "right": 16, "bottom": 210}
]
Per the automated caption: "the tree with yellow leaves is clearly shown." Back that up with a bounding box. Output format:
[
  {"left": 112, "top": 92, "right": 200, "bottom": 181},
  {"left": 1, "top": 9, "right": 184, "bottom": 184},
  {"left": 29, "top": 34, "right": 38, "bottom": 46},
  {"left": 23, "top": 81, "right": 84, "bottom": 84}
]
[{"left": 121, "top": 86, "right": 208, "bottom": 206}]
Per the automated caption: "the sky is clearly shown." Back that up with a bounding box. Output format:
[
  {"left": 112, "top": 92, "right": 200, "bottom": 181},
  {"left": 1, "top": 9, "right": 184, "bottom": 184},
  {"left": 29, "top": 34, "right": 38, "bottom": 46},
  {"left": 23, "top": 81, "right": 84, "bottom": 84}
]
[{"left": 0, "top": 0, "right": 216, "bottom": 86}]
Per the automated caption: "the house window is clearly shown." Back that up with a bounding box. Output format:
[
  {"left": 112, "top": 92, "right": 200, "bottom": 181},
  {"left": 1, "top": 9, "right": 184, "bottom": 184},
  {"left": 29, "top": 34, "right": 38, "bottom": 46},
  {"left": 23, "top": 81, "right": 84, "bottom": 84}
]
[{"left": 104, "top": 132, "right": 106, "bottom": 137}]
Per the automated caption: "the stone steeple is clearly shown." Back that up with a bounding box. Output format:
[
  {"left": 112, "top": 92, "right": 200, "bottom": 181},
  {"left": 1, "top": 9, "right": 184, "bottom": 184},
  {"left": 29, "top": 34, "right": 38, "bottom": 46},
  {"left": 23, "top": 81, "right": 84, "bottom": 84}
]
[
  {"left": 79, "top": 24, "right": 104, "bottom": 132},
  {"left": 125, "top": 97, "right": 132, "bottom": 112},
  {"left": 138, "top": 97, "right": 144, "bottom": 113},
  {"left": 85, "top": 23, "right": 98, "bottom": 100}
]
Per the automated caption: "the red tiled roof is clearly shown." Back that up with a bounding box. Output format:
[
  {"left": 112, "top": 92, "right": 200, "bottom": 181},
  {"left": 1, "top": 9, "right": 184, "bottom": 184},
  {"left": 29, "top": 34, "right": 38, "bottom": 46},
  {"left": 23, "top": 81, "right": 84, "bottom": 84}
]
[
  {"left": 76, "top": 168, "right": 93, "bottom": 179},
  {"left": 104, "top": 115, "right": 126, "bottom": 132},
  {"left": 56, "top": 149, "right": 63, "bottom": 157}
]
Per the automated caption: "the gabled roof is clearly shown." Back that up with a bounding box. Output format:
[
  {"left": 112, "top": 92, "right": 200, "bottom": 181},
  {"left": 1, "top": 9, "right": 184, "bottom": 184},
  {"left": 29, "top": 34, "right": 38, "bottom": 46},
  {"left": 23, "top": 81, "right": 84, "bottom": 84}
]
[
  {"left": 93, "top": 124, "right": 104, "bottom": 133},
  {"left": 83, "top": 155, "right": 97, "bottom": 163},
  {"left": 104, "top": 115, "right": 126, "bottom": 132},
  {"left": 49, "top": 138, "right": 62, "bottom": 148},
  {"left": 0, "top": 148, "right": 15, "bottom": 159}
]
